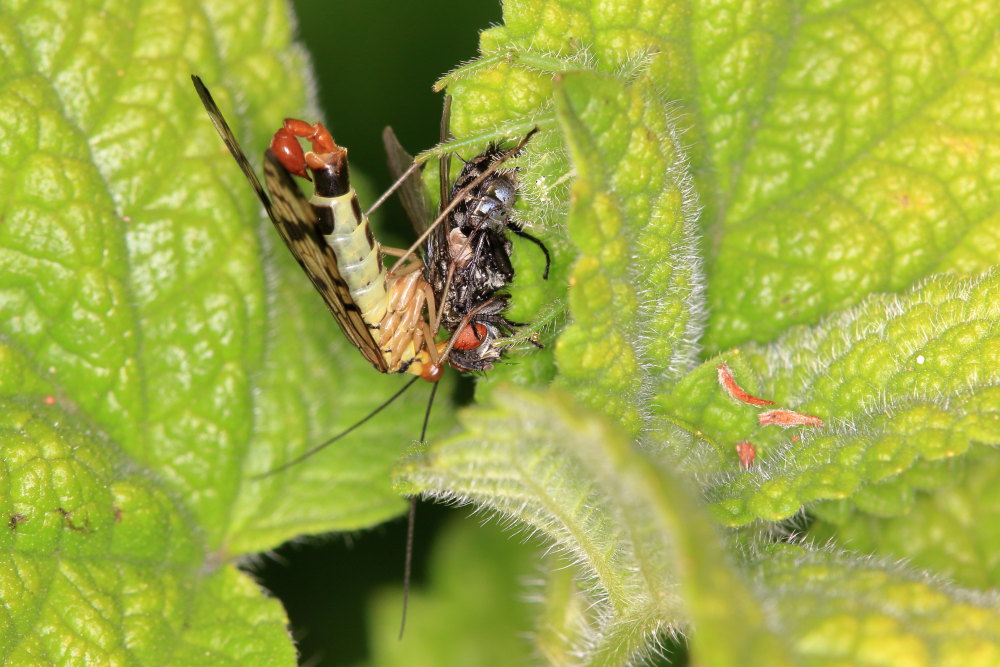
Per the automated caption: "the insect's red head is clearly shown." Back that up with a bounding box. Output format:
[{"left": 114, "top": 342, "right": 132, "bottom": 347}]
[
  {"left": 270, "top": 118, "right": 341, "bottom": 179},
  {"left": 420, "top": 361, "right": 443, "bottom": 383},
  {"left": 405, "top": 341, "right": 447, "bottom": 383}
]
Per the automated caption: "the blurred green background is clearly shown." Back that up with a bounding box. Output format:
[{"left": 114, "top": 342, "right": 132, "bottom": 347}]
[{"left": 252, "top": 2, "right": 504, "bottom": 666}]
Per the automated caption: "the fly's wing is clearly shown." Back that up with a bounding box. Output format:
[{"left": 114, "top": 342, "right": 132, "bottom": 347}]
[
  {"left": 434, "top": 95, "right": 454, "bottom": 279},
  {"left": 438, "top": 95, "right": 453, "bottom": 218},
  {"left": 192, "top": 76, "right": 272, "bottom": 211},
  {"left": 382, "top": 123, "right": 449, "bottom": 298},
  {"left": 382, "top": 97, "right": 460, "bottom": 301},
  {"left": 382, "top": 125, "right": 432, "bottom": 237},
  {"left": 191, "top": 75, "right": 387, "bottom": 372}
]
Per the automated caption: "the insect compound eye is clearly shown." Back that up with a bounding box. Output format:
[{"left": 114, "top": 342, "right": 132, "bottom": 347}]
[{"left": 452, "top": 322, "right": 491, "bottom": 351}]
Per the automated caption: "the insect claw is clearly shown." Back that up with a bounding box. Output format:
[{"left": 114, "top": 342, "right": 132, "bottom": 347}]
[
  {"left": 270, "top": 127, "right": 310, "bottom": 178},
  {"left": 283, "top": 118, "right": 337, "bottom": 154},
  {"left": 270, "top": 119, "right": 339, "bottom": 179}
]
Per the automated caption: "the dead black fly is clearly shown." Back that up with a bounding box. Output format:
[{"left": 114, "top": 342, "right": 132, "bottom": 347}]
[{"left": 386, "top": 97, "right": 550, "bottom": 373}]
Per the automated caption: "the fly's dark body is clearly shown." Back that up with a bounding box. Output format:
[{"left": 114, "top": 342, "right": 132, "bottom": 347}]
[
  {"left": 428, "top": 141, "right": 550, "bottom": 372},
  {"left": 427, "top": 146, "right": 517, "bottom": 371},
  {"left": 384, "top": 108, "right": 548, "bottom": 374},
  {"left": 445, "top": 144, "right": 519, "bottom": 289}
]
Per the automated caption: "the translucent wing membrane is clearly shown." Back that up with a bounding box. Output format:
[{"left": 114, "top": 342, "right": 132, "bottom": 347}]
[{"left": 382, "top": 126, "right": 433, "bottom": 238}]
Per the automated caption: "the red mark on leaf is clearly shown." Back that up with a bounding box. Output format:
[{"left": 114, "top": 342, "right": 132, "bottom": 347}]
[
  {"left": 717, "top": 363, "right": 776, "bottom": 407},
  {"left": 758, "top": 410, "right": 824, "bottom": 428},
  {"left": 735, "top": 441, "right": 756, "bottom": 468}
]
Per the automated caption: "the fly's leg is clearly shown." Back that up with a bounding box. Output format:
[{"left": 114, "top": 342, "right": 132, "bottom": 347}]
[
  {"left": 398, "top": 284, "right": 440, "bottom": 365},
  {"left": 431, "top": 261, "right": 457, "bottom": 333},
  {"left": 420, "top": 322, "right": 443, "bottom": 365}
]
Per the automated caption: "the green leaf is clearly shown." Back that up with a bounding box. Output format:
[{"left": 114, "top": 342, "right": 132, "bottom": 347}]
[
  {"left": 697, "top": 1, "right": 1000, "bottom": 352},
  {"left": 366, "top": 516, "right": 538, "bottom": 666},
  {"left": 437, "top": 0, "right": 1000, "bottom": 381},
  {"left": 436, "top": 21, "right": 706, "bottom": 431},
  {"left": 753, "top": 543, "right": 1000, "bottom": 666},
  {"left": 400, "top": 1, "right": 998, "bottom": 663},
  {"left": 0, "top": 374, "right": 290, "bottom": 663},
  {"left": 398, "top": 386, "right": 793, "bottom": 666},
  {"left": 0, "top": 0, "right": 445, "bottom": 660},
  {"left": 432, "top": 70, "right": 704, "bottom": 436},
  {"left": 660, "top": 270, "right": 999, "bottom": 526},
  {"left": 398, "top": 385, "right": 1000, "bottom": 665},
  {"left": 4, "top": 0, "right": 999, "bottom": 664},
  {"left": 552, "top": 71, "right": 704, "bottom": 436},
  {"left": 809, "top": 453, "right": 1000, "bottom": 590}
]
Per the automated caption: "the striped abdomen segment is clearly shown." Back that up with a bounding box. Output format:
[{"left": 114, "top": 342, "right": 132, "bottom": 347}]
[
  {"left": 262, "top": 117, "right": 441, "bottom": 380},
  {"left": 308, "top": 150, "right": 438, "bottom": 377},
  {"left": 307, "top": 150, "right": 389, "bottom": 329},
  {"left": 311, "top": 190, "right": 388, "bottom": 327}
]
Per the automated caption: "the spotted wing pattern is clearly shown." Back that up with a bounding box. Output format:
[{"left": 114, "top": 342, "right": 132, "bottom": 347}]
[{"left": 191, "top": 75, "right": 387, "bottom": 372}]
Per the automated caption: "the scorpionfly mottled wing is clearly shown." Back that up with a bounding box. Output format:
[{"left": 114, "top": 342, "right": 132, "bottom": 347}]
[{"left": 192, "top": 76, "right": 388, "bottom": 372}]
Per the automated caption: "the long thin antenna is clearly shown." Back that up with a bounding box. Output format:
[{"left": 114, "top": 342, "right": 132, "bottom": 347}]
[
  {"left": 253, "top": 375, "right": 422, "bottom": 479},
  {"left": 367, "top": 94, "right": 448, "bottom": 219},
  {"left": 399, "top": 379, "right": 440, "bottom": 640},
  {"left": 398, "top": 498, "right": 417, "bottom": 641},
  {"left": 365, "top": 160, "right": 423, "bottom": 217}
]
